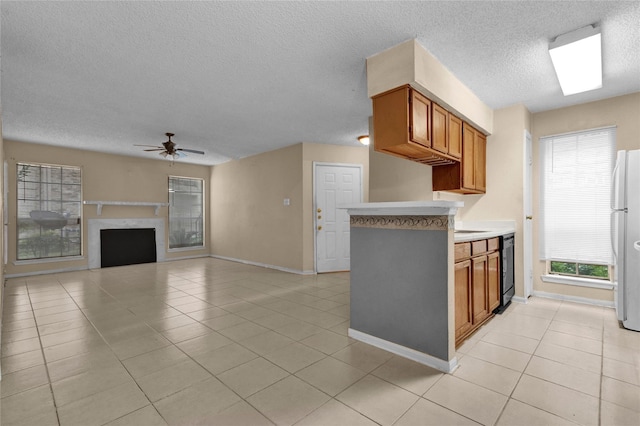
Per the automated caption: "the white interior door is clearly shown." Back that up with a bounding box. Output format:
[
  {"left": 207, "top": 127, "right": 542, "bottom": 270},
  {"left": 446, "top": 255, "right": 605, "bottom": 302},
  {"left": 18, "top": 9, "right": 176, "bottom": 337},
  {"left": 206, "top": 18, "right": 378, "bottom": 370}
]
[
  {"left": 523, "top": 130, "right": 533, "bottom": 298},
  {"left": 314, "top": 163, "right": 362, "bottom": 273}
]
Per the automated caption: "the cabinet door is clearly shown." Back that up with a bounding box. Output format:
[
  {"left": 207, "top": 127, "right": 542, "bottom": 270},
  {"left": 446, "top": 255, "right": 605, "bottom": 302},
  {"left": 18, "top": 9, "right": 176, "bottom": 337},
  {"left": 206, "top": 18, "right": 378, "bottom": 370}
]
[
  {"left": 455, "top": 260, "right": 473, "bottom": 341},
  {"left": 472, "top": 255, "right": 488, "bottom": 324},
  {"left": 432, "top": 103, "right": 448, "bottom": 154},
  {"left": 448, "top": 114, "right": 462, "bottom": 159},
  {"left": 410, "top": 91, "right": 431, "bottom": 147},
  {"left": 462, "top": 125, "right": 476, "bottom": 190},
  {"left": 475, "top": 133, "right": 487, "bottom": 192},
  {"left": 487, "top": 251, "right": 501, "bottom": 312}
]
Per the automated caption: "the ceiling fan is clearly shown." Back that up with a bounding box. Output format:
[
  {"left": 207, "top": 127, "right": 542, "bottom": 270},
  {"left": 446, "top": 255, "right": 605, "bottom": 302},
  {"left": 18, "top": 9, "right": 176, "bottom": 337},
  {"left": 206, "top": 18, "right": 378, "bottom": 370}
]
[{"left": 135, "top": 133, "right": 205, "bottom": 159}]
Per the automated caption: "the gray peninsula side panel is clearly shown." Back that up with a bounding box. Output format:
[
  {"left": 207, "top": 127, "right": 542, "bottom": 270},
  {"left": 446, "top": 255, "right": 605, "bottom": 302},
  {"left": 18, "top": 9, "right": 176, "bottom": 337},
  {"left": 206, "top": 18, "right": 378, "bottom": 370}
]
[{"left": 350, "top": 227, "right": 449, "bottom": 360}]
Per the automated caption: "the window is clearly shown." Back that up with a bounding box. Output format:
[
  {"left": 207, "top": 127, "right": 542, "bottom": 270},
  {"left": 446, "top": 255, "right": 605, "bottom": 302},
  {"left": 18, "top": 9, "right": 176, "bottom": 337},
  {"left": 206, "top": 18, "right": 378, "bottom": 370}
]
[
  {"left": 169, "top": 176, "right": 204, "bottom": 249},
  {"left": 539, "top": 126, "right": 616, "bottom": 282},
  {"left": 17, "top": 163, "right": 82, "bottom": 261}
]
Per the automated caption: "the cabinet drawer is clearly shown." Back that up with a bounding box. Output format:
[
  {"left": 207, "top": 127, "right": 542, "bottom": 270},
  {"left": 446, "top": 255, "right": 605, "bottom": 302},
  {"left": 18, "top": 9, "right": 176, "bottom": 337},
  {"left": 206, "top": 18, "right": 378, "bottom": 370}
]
[
  {"left": 455, "top": 242, "right": 471, "bottom": 261},
  {"left": 471, "top": 239, "right": 488, "bottom": 255},
  {"left": 488, "top": 237, "right": 499, "bottom": 252}
]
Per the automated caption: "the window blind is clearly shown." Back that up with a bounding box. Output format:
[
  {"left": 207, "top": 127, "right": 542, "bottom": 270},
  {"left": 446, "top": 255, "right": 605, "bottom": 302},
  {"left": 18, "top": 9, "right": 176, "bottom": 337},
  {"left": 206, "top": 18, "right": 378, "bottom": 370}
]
[{"left": 539, "top": 126, "right": 616, "bottom": 265}]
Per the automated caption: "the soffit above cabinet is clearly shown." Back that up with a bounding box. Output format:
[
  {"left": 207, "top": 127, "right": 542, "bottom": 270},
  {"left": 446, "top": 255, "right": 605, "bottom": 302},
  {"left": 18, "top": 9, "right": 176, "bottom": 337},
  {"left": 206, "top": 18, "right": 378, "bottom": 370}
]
[{"left": 367, "top": 39, "right": 493, "bottom": 135}]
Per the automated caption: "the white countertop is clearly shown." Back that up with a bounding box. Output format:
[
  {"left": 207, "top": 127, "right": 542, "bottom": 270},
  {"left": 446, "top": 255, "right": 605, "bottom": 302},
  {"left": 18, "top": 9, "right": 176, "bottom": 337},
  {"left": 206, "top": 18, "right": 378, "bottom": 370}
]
[
  {"left": 453, "top": 220, "right": 516, "bottom": 242},
  {"left": 341, "top": 201, "right": 464, "bottom": 216}
]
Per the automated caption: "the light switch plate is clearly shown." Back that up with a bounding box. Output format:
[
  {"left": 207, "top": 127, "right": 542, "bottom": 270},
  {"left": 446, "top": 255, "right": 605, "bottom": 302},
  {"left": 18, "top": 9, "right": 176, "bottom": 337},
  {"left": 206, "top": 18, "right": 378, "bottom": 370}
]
[{"left": 283, "top": 198, "right": 290, "bottom": 206}]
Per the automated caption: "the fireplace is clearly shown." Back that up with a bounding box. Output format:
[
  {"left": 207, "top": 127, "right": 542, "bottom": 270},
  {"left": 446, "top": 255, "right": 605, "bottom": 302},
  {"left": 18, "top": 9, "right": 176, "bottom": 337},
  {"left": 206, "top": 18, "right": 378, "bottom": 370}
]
[
  {"left": 88, "top": 218, "right": 166, "bottom": 269},
  {"left": 100, "top": 228, "right": 157, "bottom": 268}
]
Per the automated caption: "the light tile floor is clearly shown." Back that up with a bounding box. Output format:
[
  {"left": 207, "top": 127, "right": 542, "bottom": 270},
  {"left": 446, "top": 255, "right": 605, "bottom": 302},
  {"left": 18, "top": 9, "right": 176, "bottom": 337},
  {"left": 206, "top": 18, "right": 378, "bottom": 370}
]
[{"left": 1, "top": 258, "right": 639, "bottom": 425}]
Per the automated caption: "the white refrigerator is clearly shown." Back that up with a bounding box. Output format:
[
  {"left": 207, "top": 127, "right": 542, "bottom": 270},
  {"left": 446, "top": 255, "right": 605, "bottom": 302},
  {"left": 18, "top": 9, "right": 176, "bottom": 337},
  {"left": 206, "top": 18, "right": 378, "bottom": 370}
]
[{"left": 612, "top": 149, "right": 640, "bottom": 331}]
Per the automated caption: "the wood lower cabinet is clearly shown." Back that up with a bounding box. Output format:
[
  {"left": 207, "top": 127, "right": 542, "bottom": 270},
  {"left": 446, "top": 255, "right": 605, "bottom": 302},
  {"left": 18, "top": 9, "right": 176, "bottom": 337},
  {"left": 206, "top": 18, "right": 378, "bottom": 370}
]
[
  {"left": 454, "top": 259, "right": 473, "bottom": 340},
  {"left": 472, "top": 256, "right": 489, "bottom": 324},
  {"left": 487, "top": 251, "right": 501, "bottom": 312},
  {"left": 455, "top": 237, "right": 500, "bottom": 346}
]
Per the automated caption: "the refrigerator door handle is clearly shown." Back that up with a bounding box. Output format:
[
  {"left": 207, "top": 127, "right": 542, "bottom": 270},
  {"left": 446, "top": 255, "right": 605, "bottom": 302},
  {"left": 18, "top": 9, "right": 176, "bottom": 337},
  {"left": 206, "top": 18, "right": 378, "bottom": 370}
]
[
  {"left": 611, "top": 160, "right": 620, "bottom": 210},
  {"left": 634, "top": 241, "right": 640, "bottom": 252},
  {"left": 610, "top": 211, "right": 619, "bottom": 262}
]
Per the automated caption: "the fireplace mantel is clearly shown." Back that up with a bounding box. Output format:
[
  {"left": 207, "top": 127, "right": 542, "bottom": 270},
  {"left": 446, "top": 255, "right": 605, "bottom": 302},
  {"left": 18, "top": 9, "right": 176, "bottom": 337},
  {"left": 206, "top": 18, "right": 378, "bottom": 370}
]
[{"left": 83, "top": 200, "right": 169, "bottom": 216}]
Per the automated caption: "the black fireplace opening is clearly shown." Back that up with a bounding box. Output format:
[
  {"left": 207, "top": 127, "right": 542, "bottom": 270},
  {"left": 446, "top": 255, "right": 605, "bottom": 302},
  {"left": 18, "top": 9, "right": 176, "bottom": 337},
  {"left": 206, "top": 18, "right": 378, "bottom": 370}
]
[{"left": 100, "top": 228, "right": 157, "bottom": 268}]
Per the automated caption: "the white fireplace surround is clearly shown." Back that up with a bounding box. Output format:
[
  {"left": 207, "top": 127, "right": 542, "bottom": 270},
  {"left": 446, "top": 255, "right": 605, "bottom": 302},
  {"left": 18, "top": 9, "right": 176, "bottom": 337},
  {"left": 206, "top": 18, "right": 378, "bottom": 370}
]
[{"left": 88, "top": 218, "right": 166, "bottom": 269}]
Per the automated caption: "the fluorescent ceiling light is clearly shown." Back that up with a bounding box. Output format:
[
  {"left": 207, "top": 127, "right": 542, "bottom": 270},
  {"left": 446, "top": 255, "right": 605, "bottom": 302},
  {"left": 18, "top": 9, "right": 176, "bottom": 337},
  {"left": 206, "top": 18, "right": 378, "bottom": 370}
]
[{"left": 549, "top": 25, "right": 602, "bottom": 96}]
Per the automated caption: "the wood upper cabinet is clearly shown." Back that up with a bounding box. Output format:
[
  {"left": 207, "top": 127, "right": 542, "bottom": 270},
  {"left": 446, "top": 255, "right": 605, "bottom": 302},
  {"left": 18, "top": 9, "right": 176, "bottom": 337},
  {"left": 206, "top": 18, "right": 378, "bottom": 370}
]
[
  {"left": 372, "top": 85, "right": 458, "bottom": 166},
  {"left": 431, "top": 102, "right": 448, "bottom": 154},
  {"left": 432, "top": 122, "right": 487, "bottom": 194},
  {"left": 448, "top": 113, "right": 462, "bottom": 159},
  {"left": 475, "top": 131, "right": 487, "bottom": 192},
  {"left": 410, "top": 90, "right": 431, "bottom": 147},
  {"left": 432, "top": 103, "right": 462, "bottom": 161}
]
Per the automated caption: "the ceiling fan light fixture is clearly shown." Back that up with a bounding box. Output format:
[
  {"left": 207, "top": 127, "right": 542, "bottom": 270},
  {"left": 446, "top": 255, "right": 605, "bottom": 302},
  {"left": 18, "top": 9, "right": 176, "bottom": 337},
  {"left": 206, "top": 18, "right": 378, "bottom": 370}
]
[
  {"left": 358, "top": 135, "right": 370, "bottom": 146},
  {"left": 549, "top": 24, "right": 602, "bottom": 96}
]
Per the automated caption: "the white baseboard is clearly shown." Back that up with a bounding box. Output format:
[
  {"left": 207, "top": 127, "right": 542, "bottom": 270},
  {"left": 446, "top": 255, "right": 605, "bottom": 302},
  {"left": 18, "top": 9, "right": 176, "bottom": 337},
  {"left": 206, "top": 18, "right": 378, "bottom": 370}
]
[
  {"left": 164, "top": 254, "right": 211, "bottom": 262},
  {"left": 210, "top": 255, "right": 315, "bottom": 276},
  {"left": 5, "top": 265, "right": 89, "bottom": 279},
  {"left": 5, "top": 254, "right": 212, "bottom": 279},
  {"left": 511, "top": 296, "right": 528, "bottom": 304},
  {"left": 532, "top": 290, "right": 615, "bottom": 308},
  {"left": 348, "top": 328, "right": 458, "bottom": 373}
]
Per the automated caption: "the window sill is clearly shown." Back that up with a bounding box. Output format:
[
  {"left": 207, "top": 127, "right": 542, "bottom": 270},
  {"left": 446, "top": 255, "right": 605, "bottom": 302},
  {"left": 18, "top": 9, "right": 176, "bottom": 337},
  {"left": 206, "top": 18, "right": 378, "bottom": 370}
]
[
  {"left": 168, "top": 246, "right": 206, "bottom": 253},
  {"left": 14, "top": 256, "right": 85, "bottom": 266},
  {"left": 541, "top": 274, "right": 615, "bottom": 290}
]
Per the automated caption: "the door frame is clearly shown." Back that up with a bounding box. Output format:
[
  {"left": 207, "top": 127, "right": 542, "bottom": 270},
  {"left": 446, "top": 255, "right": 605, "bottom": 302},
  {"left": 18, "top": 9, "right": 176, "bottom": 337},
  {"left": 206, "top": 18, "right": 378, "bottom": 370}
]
[
  {"left": 313, "top": 162, "right": 363, "bottom": 274},
  {"left": 523, "top": 130, "right": 533, "bottom": 298}
]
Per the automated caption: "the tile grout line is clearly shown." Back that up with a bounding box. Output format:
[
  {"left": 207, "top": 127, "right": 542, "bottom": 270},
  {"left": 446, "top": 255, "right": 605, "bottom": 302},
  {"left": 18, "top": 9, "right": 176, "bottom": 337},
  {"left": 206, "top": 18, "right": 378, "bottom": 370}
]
[{"left": 25, "top": 278, "right": 62, "bottom": 426}]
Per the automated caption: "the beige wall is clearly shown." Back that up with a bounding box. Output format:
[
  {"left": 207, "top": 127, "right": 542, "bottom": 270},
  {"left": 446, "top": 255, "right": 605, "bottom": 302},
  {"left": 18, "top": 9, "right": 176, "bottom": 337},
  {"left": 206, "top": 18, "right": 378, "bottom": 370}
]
[
  {"left": 439, "top": 104, "right": 531, "bottom": 298},
  {"left": 368, "top": 115, "right": 433, "bottom": 202},
  {"left": 211, "top": 142, "right": 368, "bottom": 273},
  {"left": 369, "top": 148, "right": 432, "bottom": 202},
  {"left": 210, "top": 143, "right": 304, "bottom": 272},
  {"left": 4, "top": 141, "right": 211, "bottom": 276},
  {"left": 531, "top": 92, "right": 640, "bottom": 301}
]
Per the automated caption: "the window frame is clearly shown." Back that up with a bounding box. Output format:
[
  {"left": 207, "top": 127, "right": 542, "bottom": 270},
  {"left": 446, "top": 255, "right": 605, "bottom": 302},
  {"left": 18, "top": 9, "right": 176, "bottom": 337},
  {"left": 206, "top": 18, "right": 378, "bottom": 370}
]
[
  {"left": 168, "top": 175, "right": 205, "bottom": 251},
  {"left": 546, "top": 260, "right": 611, "bottom": 281},
  {"left": 538, "top": 126, "right": 616, "bottom": 287},
  {"left": 15, "top": 162, "right": 83, "bottom": 263}
]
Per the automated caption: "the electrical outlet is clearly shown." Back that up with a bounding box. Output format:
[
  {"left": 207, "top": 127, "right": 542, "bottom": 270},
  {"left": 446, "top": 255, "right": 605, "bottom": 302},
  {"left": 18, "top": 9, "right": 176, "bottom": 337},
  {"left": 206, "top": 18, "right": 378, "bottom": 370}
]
[{"left": 283, "top": 198, "right": 290, "bottom": 206}]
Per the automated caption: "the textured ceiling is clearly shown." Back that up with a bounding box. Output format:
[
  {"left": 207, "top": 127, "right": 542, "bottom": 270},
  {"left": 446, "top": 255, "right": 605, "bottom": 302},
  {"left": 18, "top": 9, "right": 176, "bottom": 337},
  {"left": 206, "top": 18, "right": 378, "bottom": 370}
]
[{"left": 2, "top": 1, "right": 639, "bottom": 165}]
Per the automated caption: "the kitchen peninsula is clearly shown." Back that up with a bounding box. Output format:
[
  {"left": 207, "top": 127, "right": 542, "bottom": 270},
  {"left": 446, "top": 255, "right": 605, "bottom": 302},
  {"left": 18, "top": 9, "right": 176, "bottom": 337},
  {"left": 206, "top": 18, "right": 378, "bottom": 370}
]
[{"left": 343, "top": 201, "right": 515, "bottom": 373}]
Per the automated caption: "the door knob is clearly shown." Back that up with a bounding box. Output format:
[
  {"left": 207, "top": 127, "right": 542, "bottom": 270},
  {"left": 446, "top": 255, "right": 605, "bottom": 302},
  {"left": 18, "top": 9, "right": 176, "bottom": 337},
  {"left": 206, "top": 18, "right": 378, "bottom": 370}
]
[
  {"left": 317, "top": 226, "right": 322, "bottom": 231},
  {"left": 526, "top": 216, "right": 533, "bottom": 220},
  {"left": 318, "top": 215, "right": 322, "bottom": 220},
  {"left": 317, "top": 208, "right": 322, "bottom": 213}
]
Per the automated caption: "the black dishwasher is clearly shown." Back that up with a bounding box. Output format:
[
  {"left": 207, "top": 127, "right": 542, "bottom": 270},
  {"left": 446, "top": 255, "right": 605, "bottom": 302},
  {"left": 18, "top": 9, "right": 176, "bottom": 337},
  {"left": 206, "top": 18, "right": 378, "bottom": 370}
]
[{"left": 494, "top": 233, "right": 515, "bottom": 314}]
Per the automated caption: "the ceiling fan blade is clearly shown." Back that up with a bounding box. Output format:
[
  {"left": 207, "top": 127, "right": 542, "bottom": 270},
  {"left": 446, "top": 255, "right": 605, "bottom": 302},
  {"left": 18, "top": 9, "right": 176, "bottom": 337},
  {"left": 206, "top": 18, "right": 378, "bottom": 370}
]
[
  {"left": 178, "top": 148, "right": 205, "bottom": 155},
  {"left": 144, "top": 149, "right": 165, "bottom": 152},
  {"left": 134, "top": 144, "right": 163, "bottom": 148}
]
